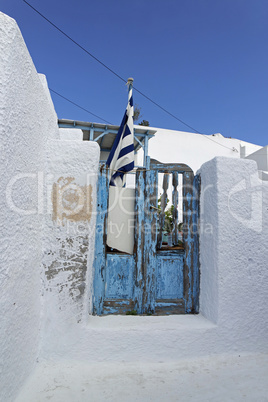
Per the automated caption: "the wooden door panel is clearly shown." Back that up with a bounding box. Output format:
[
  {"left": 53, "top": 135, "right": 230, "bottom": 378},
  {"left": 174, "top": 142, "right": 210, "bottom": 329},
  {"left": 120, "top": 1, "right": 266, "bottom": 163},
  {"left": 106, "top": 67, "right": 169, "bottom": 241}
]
[
  {"left": 155, "top": 299, "right": 185, "bottom": 315},
  {"left": 105, "top": 254, "right": 134, "bottom": 299},
  {"left": 156, "top": 252, "right": 184, "bottom": 299},
  {"left": 103, "top": 299, "right": 135, "bottom": 315}
]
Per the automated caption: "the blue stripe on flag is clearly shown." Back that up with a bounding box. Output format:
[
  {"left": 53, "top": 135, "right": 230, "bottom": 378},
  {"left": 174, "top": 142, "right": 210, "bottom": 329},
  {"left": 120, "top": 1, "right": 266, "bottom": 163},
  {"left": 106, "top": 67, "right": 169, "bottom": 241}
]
[
  {"left": 109, "top": 161, "right": 135, "bottom": 186},
  {"left": 123, "top": 125, "right": 131, "bottom": 138},
  {"left": 106, "top": 86, "right": 134, "bottom": 186},
  {"left": 106, "top": 112, "right": 127, "bottom": 167},
  {"left": 118, "top": 144, "right": 134, "bottom": 159}
]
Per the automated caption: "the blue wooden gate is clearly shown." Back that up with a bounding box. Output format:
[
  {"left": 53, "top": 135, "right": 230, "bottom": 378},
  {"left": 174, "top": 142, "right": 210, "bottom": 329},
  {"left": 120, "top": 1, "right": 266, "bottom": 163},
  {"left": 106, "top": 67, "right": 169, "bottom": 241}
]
[{"left": 93, "top": 159, "right": 200, "bottom": 315}]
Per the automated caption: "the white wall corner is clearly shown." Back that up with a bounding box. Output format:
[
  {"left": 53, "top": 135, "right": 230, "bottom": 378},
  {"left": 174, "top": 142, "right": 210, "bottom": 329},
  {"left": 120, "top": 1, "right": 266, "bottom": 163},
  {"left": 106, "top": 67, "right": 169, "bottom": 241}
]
[
  {"left": 0, "top": 11, "right": 60, "bottom": 401},
  {"left": 199, "top": 157, "right": 220, "bottom": 324},
  {"left": 199, "top": 156, "right": 268, "bottom": 351},
  {"left": 38, "top": 74, "right": 58, "bottom": 122},
  {"left": 59, "top": 128, "right": 84, "bottom": 141}
]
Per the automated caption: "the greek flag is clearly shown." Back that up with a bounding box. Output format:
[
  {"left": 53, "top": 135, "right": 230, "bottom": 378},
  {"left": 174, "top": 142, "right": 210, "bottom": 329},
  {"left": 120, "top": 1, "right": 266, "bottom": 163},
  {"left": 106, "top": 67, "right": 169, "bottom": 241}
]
[{"left": 106, "top": 85, "right": 134, "bottom": 186}]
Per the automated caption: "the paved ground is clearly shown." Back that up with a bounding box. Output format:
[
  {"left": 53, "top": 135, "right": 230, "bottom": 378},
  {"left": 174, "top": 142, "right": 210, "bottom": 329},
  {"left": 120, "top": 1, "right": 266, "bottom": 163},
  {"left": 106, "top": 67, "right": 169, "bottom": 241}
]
[{"left": 15, "top": 354, "right": 268, "bottom": 402}]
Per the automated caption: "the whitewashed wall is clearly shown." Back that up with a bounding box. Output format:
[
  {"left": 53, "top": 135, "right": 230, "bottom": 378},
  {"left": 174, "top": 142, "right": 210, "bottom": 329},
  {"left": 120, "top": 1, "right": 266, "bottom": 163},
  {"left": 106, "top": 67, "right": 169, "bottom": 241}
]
[
  {"left": 200, "top": 157, "right": 268, "bottom": 337},
  {"left": 42, "top": 140, "right": 99, "bottom": 349},
  {"left": 0, "top": 12, "right": 59, "bottom": 402},
  {"left": 59, "top": 127, "right": 84, "bottom": 141},
  {"left": 245, "top": 145, "right": 268, "bottom": 180}
]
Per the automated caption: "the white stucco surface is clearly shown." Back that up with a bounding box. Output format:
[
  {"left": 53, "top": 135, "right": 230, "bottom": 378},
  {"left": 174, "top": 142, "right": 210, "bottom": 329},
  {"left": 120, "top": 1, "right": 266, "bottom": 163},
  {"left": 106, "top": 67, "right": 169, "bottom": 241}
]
[
  {"left": 42, "top": 140, "right": 99, "bottom": 354},
  {"left": 259, "top": 170, "right": 268, "bottom": 181},
  {"left": 199, "top": 157, "right": 268, "bottom": 331},
  {"left": 59, "top": 127, "right": 83, "bottom": 141},
  {"left": 246, "top": 145, "right": 268, "bottom": 171},
  {"left": 0, "top": 12, "right": 59, "bottom": 402},
  {"left": 15, "top": 354, "right": 268, "bottom": 402}
]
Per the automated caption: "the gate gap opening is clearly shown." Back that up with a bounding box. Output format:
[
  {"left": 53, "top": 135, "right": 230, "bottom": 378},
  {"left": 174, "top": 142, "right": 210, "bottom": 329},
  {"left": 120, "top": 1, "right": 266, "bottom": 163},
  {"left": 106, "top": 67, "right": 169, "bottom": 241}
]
[{"left": 157, "top": 172, "right": 184, "bottom": 251}]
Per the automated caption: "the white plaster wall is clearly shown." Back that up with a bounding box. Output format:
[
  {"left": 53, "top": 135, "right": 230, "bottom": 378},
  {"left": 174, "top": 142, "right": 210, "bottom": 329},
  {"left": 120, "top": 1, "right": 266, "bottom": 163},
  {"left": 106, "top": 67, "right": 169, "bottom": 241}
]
[
  {"left": 59, "top": 128, "right": 83, "bottom": 141},
  {"left": 41, "top": 140, "right": 99, "bottom": 355},
  {"left": 246, "top": 145, "right": 268, "bottom": 171},
  {"left": 137, "top": 127, "right": 262, "bottom": 173},
  {"left": 259, "top": 170, "right": 268, "bottom": 181},
  {"left": 0, "top": 12, "right": 59, "bottom": 402},
  {"left": 240, "top": 140, "right": 263, "bottom": 158},
  {"left": 200, "top": 157, "right": 268, "bottom": 341}
]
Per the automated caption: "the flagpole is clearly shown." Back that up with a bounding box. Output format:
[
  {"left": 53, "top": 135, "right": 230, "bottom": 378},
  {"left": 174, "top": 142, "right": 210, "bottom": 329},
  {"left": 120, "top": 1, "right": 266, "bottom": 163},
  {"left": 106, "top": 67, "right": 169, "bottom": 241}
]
[{"left": 127, "top": 77, "right": 134, "bottom": 93}]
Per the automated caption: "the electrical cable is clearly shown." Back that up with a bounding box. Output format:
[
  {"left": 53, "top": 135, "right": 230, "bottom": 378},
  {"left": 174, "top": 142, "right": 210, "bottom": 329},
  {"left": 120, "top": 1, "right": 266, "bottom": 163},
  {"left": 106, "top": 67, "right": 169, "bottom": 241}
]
[
  {"left": 49, "top": 88, "right": 113, "bottom": 124},
  {"left": 22, "top": 0, "right": 199, "bottom": 132},
  {"left": 23, "top": 0, "right": 239, "bottom": 152}
]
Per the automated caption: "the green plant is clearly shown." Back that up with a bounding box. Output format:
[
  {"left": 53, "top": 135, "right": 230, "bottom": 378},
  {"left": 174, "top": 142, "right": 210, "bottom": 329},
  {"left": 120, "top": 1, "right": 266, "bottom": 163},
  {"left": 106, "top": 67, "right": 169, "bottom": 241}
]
[
  {"left": 158, "top": 197, "right": 175, "bottom": 233},
  {"left": 133, "top": 104, "right": 150, "bottom": 126},
  {"left": 164, "top": 203, "right": 175, "bottom": 233},
  {"left": 126, "top": 310, "right": 138, "bottom": 315},
  {"left": 133, "top": 104, "right": 141, "bottom": 122},
  {"left": 158, "top": 196, "right": 183, "bottom": 237},
  {"left": 139, "top": 119, "right": 150, "bottom": 126}
]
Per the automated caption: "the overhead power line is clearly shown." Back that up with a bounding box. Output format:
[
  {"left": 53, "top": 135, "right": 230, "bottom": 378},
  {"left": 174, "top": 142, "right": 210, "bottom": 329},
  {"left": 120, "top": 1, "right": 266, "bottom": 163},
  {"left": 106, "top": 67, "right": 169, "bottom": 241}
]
[
  {"left": 51, "top": 87, "right": 239, "bottom": 152},
  {"left": 22, "top": 0, "right": 126, "bottom": 85},
  {"left": 49, "top": 88, "right": 113, "bottom": 124},
  {"left": 23, "top": 0, "right": 238, "bottom": 152},
  {"left": 22, "top": 0, "right": 199, "bottom": 133}
]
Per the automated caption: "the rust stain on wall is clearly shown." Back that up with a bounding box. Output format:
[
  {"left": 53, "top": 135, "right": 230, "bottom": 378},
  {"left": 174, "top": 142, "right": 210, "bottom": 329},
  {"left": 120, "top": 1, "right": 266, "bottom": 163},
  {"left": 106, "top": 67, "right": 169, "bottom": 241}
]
[{"left": 52, "top": 176, "right": 92, "bottom": 225}]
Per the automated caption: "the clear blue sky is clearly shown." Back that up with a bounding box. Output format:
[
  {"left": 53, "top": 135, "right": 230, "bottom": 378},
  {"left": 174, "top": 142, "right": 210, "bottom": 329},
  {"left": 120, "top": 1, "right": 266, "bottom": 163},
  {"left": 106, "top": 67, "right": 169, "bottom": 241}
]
[{"left": 1, "top": 0, "right": 268, "bottom": 146}]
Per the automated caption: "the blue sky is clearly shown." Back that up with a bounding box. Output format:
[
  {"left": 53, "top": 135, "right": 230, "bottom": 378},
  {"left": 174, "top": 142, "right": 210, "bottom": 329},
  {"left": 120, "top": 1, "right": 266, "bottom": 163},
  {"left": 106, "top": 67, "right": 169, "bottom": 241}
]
[{"left": 1, "top": 0, "right": 268, "bottom": 146}]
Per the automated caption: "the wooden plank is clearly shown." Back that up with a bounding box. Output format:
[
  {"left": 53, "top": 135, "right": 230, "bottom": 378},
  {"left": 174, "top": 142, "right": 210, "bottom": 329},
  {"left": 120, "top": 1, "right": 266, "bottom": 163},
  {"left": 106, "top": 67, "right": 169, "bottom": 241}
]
[
  {"left": 134, "top": 167, "right": 158, "bottom": 314},
  {"left": 105, "top": 254, "right": 134, "bottom": 299},
  {"left": 157, "top": 173, "right": 169, "bottom": 249},
  {"left": 192, "top": 173, "right": 201, "bottom": 313},
  {"left": 133, "top": 169, "right": 146, "bottom": 313},
  {"left": 103, "top": 299, "right": 135, "bottom": 315},
  {"left": 150, "top": 159, "right": 193, "bottom": 173},
  {"left": 157, "top": 246, "right": 184, "bottom": 253},
  {"left": 182, "top": 170, "right": 195, "bottom": 313},
  {"left": 92, "top": 166, "right": 109, "bottom": 315},
  {"left": 143, "top": 169, "right": 158, "bottom": 313},
  {"left": 155, "top": 299, "right": 185, "bottom": 315},
  {"left": 172, "top": 172, "right": 179, "bottom": 245},
  {"left": 156, "top": 253, "right": 184, "bottom": 299}
]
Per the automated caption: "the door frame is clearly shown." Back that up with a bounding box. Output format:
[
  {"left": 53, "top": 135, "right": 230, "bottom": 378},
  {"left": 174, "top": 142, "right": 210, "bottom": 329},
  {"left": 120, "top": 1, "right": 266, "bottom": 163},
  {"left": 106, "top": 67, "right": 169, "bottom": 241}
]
[{"left": 93, "top": 160, "right": 200, "bottom": 315}]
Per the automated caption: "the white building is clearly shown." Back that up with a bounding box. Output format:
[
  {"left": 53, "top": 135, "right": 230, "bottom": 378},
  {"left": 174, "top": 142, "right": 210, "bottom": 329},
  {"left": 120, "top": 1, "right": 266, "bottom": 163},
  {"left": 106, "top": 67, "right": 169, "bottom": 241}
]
[{"left": 59, "top": 120, "right": 267, "bottom": 178}]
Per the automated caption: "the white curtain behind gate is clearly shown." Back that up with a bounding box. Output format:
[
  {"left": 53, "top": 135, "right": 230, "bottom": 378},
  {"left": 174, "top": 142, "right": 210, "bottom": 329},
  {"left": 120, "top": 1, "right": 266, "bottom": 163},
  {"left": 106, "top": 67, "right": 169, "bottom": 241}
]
[{"left": 106, "top": 186, "right": 135, "bottom": 254}]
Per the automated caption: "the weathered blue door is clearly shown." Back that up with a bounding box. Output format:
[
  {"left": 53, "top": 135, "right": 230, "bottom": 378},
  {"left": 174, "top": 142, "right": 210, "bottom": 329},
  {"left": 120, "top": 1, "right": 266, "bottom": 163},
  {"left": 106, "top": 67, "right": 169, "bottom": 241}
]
[{"left": 93, "top": 160, "right": 200, "bottom": 315}]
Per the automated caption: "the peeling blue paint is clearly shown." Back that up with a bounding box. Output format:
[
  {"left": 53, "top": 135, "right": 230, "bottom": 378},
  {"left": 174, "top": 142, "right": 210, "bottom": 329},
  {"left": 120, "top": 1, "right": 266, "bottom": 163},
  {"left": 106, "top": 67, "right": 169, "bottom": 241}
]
[
  {"left": 156, "top": 254, "right": 184, "bottom": 299},
  {"left": 92, "top": 167, "right": 109, "bottom": 315},
  {"left": 105, "top": 254, "right": 134, "bottom": 299},
  {"left": 93, "top": 160, "right": 200, "bottom": 315}
]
